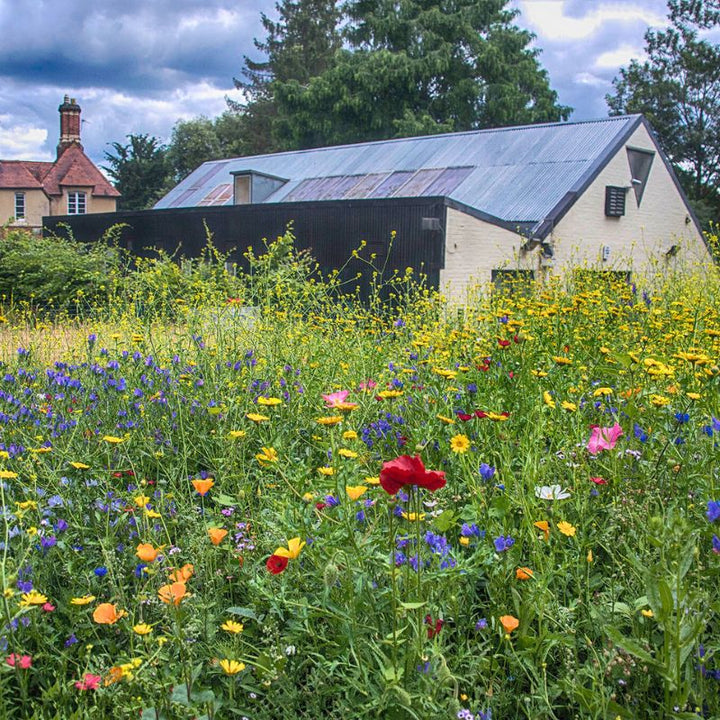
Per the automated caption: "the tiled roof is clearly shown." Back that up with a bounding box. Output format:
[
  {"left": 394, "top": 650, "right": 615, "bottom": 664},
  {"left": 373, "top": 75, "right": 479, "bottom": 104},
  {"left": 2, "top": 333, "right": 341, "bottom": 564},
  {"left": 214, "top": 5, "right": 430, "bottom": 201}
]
[
  {"left": 0, "top": 161, "right": 49, "bottom": 189},
  {"left": 0, "top": 145, "right": 119, "bottom": 197},
  {"left": 43, "top": 145, "right": 120, "bottom": 197}
]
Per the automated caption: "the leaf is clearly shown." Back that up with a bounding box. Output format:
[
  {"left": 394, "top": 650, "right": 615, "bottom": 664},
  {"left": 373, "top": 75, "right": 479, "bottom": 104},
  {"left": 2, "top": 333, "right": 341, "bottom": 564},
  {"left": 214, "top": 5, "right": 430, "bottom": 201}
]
[
  {"left": 398, "top": 601, "right": 426, "bottom": 610},
  {"left": 215, "top": 493, "right": 238, "bottom": 506},
  {"left": 226, "top": 606, "right": 258, "bottom": 620},
  {"left": 432, "top": 509, "right": 456, "bottom": 532},
  {"left": 606, "top": 627, "right": 657, "bottom": 666},
  {"left": 170, "top": 685, "right": 192, "bottom": 706}
]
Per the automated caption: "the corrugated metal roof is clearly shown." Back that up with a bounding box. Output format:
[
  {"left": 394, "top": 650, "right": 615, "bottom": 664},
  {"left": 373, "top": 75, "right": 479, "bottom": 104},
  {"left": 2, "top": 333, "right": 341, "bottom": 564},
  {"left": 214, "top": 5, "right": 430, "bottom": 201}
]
[{"left": 155, "top": 116, "right": 642, "bottom": 229}]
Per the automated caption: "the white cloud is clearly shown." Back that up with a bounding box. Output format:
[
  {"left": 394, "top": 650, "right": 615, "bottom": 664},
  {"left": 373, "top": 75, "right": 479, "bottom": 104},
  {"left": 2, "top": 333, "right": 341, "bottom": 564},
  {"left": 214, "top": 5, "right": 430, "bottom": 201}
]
[
  {"left": 594, "top": 43, "right": 645, "bottom": 69},
  {"left": 0, "top": 124, "right": 51, "bottom": 160},
  {"left": 516, "top": 1, "right": 665, "bottom": 40},
  {"left": 574, "top": 72, "right": 609, "bottom": 87}
]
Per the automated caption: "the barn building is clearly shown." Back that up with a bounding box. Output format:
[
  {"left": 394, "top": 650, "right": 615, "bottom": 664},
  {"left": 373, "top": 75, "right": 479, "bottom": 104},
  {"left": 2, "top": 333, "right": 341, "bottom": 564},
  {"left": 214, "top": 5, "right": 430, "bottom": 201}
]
[{"left": 46, "top": 115, "right": 711, "bottom": 298}]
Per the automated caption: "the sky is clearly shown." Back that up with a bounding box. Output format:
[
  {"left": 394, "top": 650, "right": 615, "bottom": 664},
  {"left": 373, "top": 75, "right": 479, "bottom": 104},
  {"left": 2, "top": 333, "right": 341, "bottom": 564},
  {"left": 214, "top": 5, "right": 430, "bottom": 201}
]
[{"left": 0, "top": 0, "right": 672, "bottom": 167}]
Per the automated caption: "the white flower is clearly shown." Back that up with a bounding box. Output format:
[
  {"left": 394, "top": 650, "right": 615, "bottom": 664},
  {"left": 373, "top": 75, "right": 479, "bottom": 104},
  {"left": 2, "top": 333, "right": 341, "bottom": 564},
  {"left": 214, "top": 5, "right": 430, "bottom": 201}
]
[{"left": 535, "top": 484, "right": 571, "bottom": 500}]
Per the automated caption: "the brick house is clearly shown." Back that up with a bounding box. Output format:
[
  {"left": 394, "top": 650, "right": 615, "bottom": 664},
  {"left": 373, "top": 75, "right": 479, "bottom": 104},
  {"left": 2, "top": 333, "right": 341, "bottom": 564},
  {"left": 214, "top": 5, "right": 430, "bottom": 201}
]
[{"left": 0, "top": 96, "right": 119, "bottom": 232}]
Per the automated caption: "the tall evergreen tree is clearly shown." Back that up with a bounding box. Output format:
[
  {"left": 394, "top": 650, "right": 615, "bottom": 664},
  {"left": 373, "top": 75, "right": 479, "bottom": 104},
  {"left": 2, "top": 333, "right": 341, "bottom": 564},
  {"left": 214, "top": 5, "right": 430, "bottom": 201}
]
[
  {"left": 103, "top": 134, "right": 169, "bottom": 211},
  {"left": 228, "top": 0, "right": 342, "bottom": 154},
  {"left": 607, "top": 0, "right": 720, "bottom": 227},
  {"left": 272, "top": 0, "right": 571, "bottom": 149}
]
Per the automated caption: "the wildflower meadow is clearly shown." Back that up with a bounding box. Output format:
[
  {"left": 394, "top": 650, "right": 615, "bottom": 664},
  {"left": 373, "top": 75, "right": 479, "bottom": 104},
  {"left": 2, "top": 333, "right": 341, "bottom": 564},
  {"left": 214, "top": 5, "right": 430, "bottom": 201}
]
[{"left": 0, "top": 231, "right": 719, "bottom": 719}]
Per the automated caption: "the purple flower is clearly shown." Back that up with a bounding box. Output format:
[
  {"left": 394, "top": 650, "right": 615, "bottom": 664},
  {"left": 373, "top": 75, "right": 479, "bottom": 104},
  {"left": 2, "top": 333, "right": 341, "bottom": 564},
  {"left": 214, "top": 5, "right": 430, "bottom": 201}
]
[
  {"left": 64, "top": 634, "right": 78, "bottom": 647},
  {"left": 479, "top": 463, "right": 495, "bottom": 481},
  {"left": 713, "top": 535, "right": 720, "bottom": 554},
  {"left": 475, "top": 618, "right": 488, "bottom": 630},
  {"left": 707, "top": 501, "right": 720, "bottom": 523},
  {"left": 493, "top": 535, "right": 514, "bottom": 552}
]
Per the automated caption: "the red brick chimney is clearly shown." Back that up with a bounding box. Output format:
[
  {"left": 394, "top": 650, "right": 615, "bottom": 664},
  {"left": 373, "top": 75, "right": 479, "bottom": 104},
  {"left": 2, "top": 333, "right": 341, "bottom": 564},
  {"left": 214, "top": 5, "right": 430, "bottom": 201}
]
[{"left": 57, "top": 95, "right": 83, "bottom": 157}]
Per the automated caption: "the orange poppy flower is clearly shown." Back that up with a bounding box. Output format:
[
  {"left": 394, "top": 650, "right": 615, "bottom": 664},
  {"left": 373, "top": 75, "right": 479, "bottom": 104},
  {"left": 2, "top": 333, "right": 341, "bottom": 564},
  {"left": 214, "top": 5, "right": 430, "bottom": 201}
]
[
  {"left": 500, "top": 615, "right": 519, "bottom": 633},
  {"left": 168, "top": 563, "right": 194, "bottom": 583},
  {"left": 533, "top": 520, "right": 550, "bottom": 541},
  {"left": 136, "top": 543, "right": 161, "bottom": 563},
  {"left": 158, "top": 582, "right": 188, "bottom": 606},
  {"left": 208, "top": 527, "right": 228, "bottom": 546},
  {"left": 92, "top": 603, "right": 126, "bottom": 625},
  {"left": 192, "top": 478, "right": 215, "bottom": 496},
  {"left": 515, "top": 567, "right": 534, "bottom": 581}
]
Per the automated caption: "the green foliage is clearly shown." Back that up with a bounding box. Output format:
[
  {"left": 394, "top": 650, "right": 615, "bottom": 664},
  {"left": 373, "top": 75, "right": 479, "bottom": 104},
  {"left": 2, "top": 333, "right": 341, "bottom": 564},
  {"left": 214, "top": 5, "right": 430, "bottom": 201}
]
[
  {"left": 103, "top": 134, "right": 171, "bottom": 211},
  {"left": 607, "top": 0, "right": 720, "bottom": 228},
  {"left": 229, "top": 0, "right": 342, "bottom": 154},
  {"left": 166, "top": 113, "right": 248, "bottom": 182},
  {"left": 272, "top": 0, "right": 570, "bottom": 149},
  {"left": 0, "top": 227, "right": 121, "bottom": 312}
]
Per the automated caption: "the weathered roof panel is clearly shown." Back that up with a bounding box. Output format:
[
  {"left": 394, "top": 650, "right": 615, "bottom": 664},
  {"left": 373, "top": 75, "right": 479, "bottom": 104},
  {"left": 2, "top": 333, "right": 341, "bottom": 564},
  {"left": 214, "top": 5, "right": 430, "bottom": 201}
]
[{"left": 155, "top": 116, "right": 642, "bottom": 229}]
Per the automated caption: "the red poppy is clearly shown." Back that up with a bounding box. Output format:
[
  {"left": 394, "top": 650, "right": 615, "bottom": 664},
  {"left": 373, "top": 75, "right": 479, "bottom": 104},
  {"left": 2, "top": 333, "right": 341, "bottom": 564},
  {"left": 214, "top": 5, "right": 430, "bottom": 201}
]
[
  {"left": 497, "top": 339, "right": 511, "bottom": 348},
  {"left": 590, "top": 476, "right": 607, "bottom": 485},
  {"left": 474, "top": 410, "right": 488, "bottom": 419},
  {"left": 379, "top": 455, "right": 446, "bottom": 495},
  {"left": 266, "top": 554, "right": 289, "bottom": 574},
  {"left": 457, "top": 412, "right": 474, "bottom": 421}
]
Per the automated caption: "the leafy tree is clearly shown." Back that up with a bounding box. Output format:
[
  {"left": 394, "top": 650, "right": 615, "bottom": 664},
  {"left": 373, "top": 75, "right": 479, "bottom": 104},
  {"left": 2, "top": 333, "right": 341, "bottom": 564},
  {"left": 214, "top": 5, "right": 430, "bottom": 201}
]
[
  {"left": 607, "top": 0, "right": 720, "bottom": 226},
  {"left": 103, "top": 134, "right": 170, "bottom": 211},
  {"left": 272, "top": 0, "right": 571, "bottom": 149},
  {"left": 229, "top": 0, "right": 342, "bottom": 154},
  {"left": 166, "top": 113, "right": 247, "bottom": 182}
]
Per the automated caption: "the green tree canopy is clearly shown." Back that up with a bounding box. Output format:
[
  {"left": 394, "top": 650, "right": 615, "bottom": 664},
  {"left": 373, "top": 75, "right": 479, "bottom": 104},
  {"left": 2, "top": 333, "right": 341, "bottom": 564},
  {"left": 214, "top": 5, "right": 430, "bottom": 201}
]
[
  {"left": 102, "top": 134, "right": 170, "bottom": 211},
  {"left": 166, "top": 113, "right": 247, "bottom": 182},
  {"left": 229, "top": 0, "right": 342, "bottom": 154},
  {"left": 607, "top": 0, "right": 720, "bottom": 227},
  {"left": 271, "top": 0, "right": 570, "bottom": 149}
]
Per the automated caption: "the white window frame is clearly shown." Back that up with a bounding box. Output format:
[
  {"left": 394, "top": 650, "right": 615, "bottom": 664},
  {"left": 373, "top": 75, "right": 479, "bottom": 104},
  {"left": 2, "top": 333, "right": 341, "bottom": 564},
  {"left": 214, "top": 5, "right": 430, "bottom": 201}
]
[
  {"left": 14, "top": 192, "right": 25, "bottom": 220},
  {"left": 67, "top": 191, "right": 87, "bottom": 215}
]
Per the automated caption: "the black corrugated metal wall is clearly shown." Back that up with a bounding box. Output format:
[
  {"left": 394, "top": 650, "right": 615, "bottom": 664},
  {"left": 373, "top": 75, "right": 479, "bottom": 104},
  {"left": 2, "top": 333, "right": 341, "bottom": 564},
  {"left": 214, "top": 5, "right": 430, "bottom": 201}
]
[{"left": 44, "top": 197, "right": 447, "bottom": 299}]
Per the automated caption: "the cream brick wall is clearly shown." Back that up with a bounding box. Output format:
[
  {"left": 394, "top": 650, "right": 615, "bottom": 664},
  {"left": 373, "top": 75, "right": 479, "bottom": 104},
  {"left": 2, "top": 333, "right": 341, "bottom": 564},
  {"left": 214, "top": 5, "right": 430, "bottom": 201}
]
[
  {"left": 0, "top": 189, "right": 50, "bottom": 229},
  {"left": 550, "top": 123, "right": 711, "bottom": 273},
  {"left": 439, "top": 208, "right": 533, "bottom": 301}
]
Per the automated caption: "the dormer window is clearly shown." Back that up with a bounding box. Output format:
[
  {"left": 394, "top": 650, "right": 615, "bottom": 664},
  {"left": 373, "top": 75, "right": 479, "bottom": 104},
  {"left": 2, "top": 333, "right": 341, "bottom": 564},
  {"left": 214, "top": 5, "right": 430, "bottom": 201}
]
[
  {"left": 231, "top": 171, "right": 288, "bottom": 205},
  {"left": 68, "top": 191, "right": 86, "bottom": 214}
]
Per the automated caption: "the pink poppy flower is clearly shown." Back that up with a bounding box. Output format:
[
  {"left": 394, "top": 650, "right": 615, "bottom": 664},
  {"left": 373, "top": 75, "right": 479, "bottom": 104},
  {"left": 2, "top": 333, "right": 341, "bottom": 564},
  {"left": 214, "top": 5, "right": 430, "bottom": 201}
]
[
  {"left": 41, "top": 603, "right": 56, "bottom": 612},
  {"left": 322, "top": 390, "right": 350, "bottom": 407},
  {"left": 75, "top": 673, "right": 102, "bottom": 691},
  {"left": 359, "top": 380, "right": 377, "bottom": 391},
  {"left": 379, "top": 455, "right": 446, "bottom": 495},
  {"left": 586, "top": 423, "right": 623, "bottom": 455},
  {"left": 6, "top": 654, "right": 32, "bottom": 669}
]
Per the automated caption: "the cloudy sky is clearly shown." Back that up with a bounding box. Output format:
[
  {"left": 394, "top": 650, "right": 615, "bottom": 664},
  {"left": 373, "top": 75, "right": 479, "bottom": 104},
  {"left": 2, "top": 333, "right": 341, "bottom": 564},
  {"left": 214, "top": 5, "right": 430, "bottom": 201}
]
[{"left": 0, "top": 0, "right": 672, "bottom": 167}]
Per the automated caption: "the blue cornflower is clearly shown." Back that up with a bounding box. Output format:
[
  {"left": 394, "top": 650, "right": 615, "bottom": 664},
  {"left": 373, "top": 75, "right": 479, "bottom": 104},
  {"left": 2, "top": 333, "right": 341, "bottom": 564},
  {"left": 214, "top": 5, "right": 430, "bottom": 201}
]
[
  {"left": 94, "top": 566, "right": 108, "bottom": 578},
  {"left": 134, "top": 563, "right": 148, "bottom": 578},
  {"left": 479, "top": 463, "right": 495, "bottom": 481},
  {"left": 493, "top": 535, "right": 514, "bottom": 552},
  {"left": 707, "top": 501, "right": 720, "bottom": 523},
  {"left": 674, "top": 412, "right": 690, "bottom": 424},
  {"left": 634, "top": 424, "right": 648, "bottom": 443},
  {"left": 712, "top": 535, "right": 720, "bottom": 554},
  {"left": 461, "top": 523, "right": 484, "bottom": 538},
  {"left": 355, "top": 510, "right": 366, "bottom": 523}
]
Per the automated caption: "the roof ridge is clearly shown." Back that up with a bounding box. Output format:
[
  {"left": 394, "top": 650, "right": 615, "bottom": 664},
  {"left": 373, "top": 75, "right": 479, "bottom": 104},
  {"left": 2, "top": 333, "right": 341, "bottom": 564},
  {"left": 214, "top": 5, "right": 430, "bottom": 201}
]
[{"left": 217, "top": 115, "right": 641, "bottom": 166}]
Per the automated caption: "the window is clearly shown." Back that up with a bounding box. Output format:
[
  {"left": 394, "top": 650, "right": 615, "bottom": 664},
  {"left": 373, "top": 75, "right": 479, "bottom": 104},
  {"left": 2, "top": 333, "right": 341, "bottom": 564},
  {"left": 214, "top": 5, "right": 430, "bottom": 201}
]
[
  {"left": 67, "top": 191, "right": 86, "bottom": 215},
  {"left": 605, "top": 186, "right": 626, "bottom": 217},
  {"left": 14, "top": 192, "right": 25, "bottom": 220},
  {"left": 626, "top": 147, "right": 654, "bottom": 206}
]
